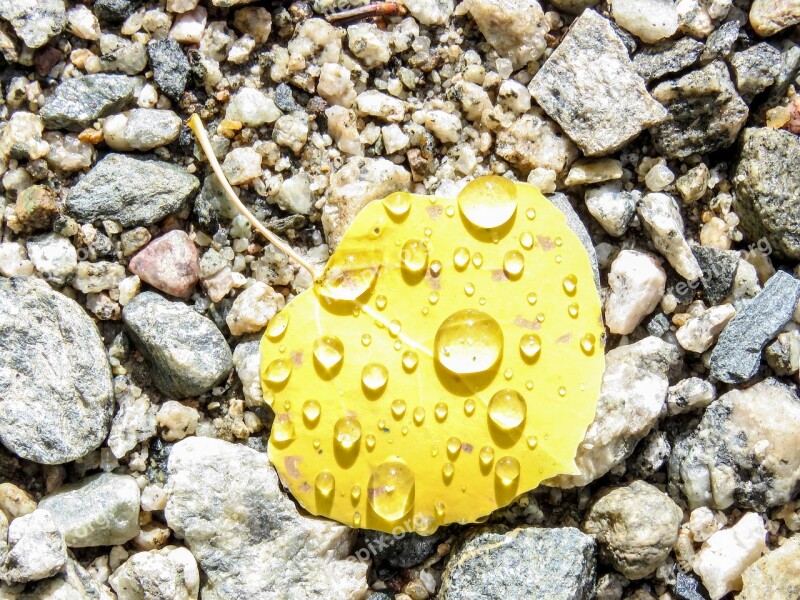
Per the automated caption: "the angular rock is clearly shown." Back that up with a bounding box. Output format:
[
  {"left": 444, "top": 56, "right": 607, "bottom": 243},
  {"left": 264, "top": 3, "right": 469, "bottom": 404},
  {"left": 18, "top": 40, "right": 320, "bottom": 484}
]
[
  {"left": 439, "top": 526, "right": 596, "bottom": 600},
  {"left": 583, "top": 481, "right": 683, "bottom": 580},
  {"left": 703, "top": 20, "right": 740, "bottom": 60},
  {"left": 67, "top": 154, "right": 199, "bottom": 227},
  {"left": 670, "top": 378, "right": 800, "bottom": 511},
  {"left": 638, "top": 192, "right": 703, "bottom": 281},
  {"left": 128, "top": 230, "right": 199, "bottom": 299},
  {"left": 733, "top": 127, "right": 800, "bottom": 259},
  {"left": 225, "top": 87, "right": 282, "bottom": 127},
  {"left": 739, "top": 535, "right": 800, "bottom": 600},
  {"left": 107, "top": 387, "right": 157, "bottom": 459},
  {"left": 549, "top": 337, "right": 679, "bottom": 488},
  {"left": 0, "top": 0, "right": 65, "bottom": 49},
  {"left": 40, "top": 473, "right": 140, "bottom": 548},
  {"left": 584, "top": 183, "right": 637, "bottom": 237},
  {"left": 1, "top": 509, "right": 67, "bottom": 584},
  {"left": 529, "top": 10, "right": 666, "bottom": 156},
  {"left": 650, "top": 61, "right": 748, "bottom": 158},
  {"left": 666, "top": 377, "right": 715, "bottom": 415},
  {"left": 166, "top": 437, "right": 368, "bottom": 599},
  {"left": 10, "top": 558, "right": 115, "bottom": 599},
  {"left": 361, "top": 529, "right": 447, "bottom": 569},
  {"left": 40, "top": 74, "right": 135, "bottom": 131},
  {"left": 193, "top": 176, "right": 237, "bottom": 231},
  {"left": 0, "top": 278, "right": 113, "bottom": 464},
  {"left": 123, "top": 292, "right": 232, "bottom": 397},
  {"left": 710, "top": 270, "right": 800, "bottom": 383},
  {"left": 765, "top": 330, "right": 800, "bottom": 376},
  {"left": 495, "top": 112, "right": 578, "bottom": 176},
  {"left": 147, "top": 39, "right": 190, "bottom": 102},
  {"left": 691, "top": 245, "right": 739, "bottom": 304},
  {"left": 93, "top": 0, "right": 141, "bottom": 23},
  {"left": 605, "top": 249, "right": 666, "bottom": 335},
  {"left": 675, "top": 304, "right": 736, "bottom": 354},
  {"left": 400, "top": 0, "right": 453, "bottom": 26},
  {"left": 730, "top": 42, "right": 782, "bottom": 102},
  {"left": 26, "top": 233, "right": 77, "bottom": 287},
  {"left": 109, "top": 546, "right": 199, "bottom": 600},
  {"left": 71, "top": 261, "right": 126, "bottom": 294},
  {"left": 750, "top": 0, "right": 800, "bottom": 36},
  {"left": 225, "top": 282, "right": 285, "bottom": 336},
  {"left": 633, "top": 37, "right": 705, "bottom": 83},
  {"left": 104, "top": 109, "right": 182, "bottom": 152}
]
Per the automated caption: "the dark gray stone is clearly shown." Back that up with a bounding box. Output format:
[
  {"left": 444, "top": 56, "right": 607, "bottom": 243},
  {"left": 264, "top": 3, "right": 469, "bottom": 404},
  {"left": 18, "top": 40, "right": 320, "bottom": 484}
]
[
  {"left": 675, "top": 570, "right": 709, "bottom": 600},
  {"left": 193, "top": 175, "right": 237, "bottom": 231},
  {"left": 730, "top": 42, "right": 782, "bottom": 102},
  {"left": 650, "top": 61, "right": 748, "bottom": 159},
  {"left": 691, "top": 245, "right": 739, "bottom": 304},
  {"left": 274, "top": 83, "right": 302, "bottom": 112},
  {"left": 633, "top": 38, "right": 705, "bottom": 83},
  {"left": 763, "top": 41, "right": 800, "bottom": 109},
  {"left": 362, "top": 529, "right": 446, "bottom": 568},
  {"left": 440, "top": 527, "right": 596, "bottom": 600},
  {"left": 147, "top": 39, "right": 189, "bottom": 102},
  {"left": 0, "top": 278, "right": 114, "bottom": 464},
  {"left": 703, "top": 20, "right": 740, "bottom": 59},
  {"left": 710, "top": 271, "right": 800, "bottom": 383},
  {"left": 123, "top": 292, "right": 232, "bottom": 397},
  {"left": 40, "top": 74, "right": 136, "bottom": 131},
  {"left": 67, "top": 154, "right": 199, "bottom": 227},
  {"left": 733, "top": 127, "right": 800, "bottom": 259},
  {"left": 646, "top": 312, "right": 671, "bottom": 338},
  {"left": 549, "top": 192, "right": 600, "bottom": 288},
  {"left": 0, "top": 0, "right": 65, "bottom": 49},
  {"left": 93, "top": 0, "right": 141, "bottom": 23}
]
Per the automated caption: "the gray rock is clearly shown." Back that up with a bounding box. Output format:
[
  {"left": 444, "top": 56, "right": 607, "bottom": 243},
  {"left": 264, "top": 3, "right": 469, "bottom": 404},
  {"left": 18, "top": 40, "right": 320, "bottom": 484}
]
[
  {"left": 165, "top": 437, "right": 369, "bottom": 599},
  {"left": 646, "top": 312, "right": 671, "bottom": 337},
  {"left": 674, "top": 571, "right": 707, "bottom": 600},
  {"left": 232, "top": 339, "right": 263, "bottom": 407},
  {"left": 274, "top": 83, "right": 302, "bottom": 112},
  {"left": 93, "top": 0, "right": 140, "bottom": 23},
  {"left": 710, "top": 270, "right": 800, "bottom": 383},
  {"left": 763, "top": 41, "right": 800, "bottom": 110},
  {"left": 528, "top": 9, "right": 666, "bottom": 156},
  {"left": 0, "top": 277, "right": 113, "bottom": 464},
  {"left": 123, "top": 292, "right": 232, "bottom": 398},
  {"left": 549, "top": 192, "right": 600, "bottom": 287},
  {"left": 147, "top": 40, "right": 189, "bottom": 102},
  {"left": 1, "top": 509, "right": 67, "bottom": 584},
  {"left": 650, "top": 61, "right": 749, "bottom": 159},
  {"left": 0, "top": 0, "right": 65, "bottom": 49},
  {"left": 703, "top": 20, "right": 740, "bottom": 59},
  {"left": 40, "top": 74, "right": 135, "bottom": 131},
  {"left": 669, "top": 378, "right": 800, "bottom": 511},
  {"left": 362, "top": 529, "right": 447, "bottom": 568},
  {"left": 585, "top": 183, "right": 638, "bottom": 238},
  {"left": 666, "top": 377, "right": 716, "bottom": 416},
  {"left": 633, "top": 38, "right": 705, "bottom": 83},
  {"left": 39, "top": 473, "right": 140, "bottom": 548},
  {"left": 692, "top": 245, "right": 739, "bottom": 304},
  {"left": 440, "top": 526, "right": 596, "bottom": 600},
  {"left": 765, "top": 330, "right": 800, "bottom": 376},
  {"left": 730, "top": 42, "right": 782, "bottom": 102},
  {"left": 26, "top": 233, "right": 78, "bottom": 287},
  {"left": 109, "top": 546, "right": 199, "bottom": 600},
  {"left": 583, "top": 481, "right": 683, "bottom": 580},
  {"left": 67, "top": 154, "right": 199, "bottom": 228},
  {"left": 733, "top": 127, "right": 800, "bottom": 259},
  {"left": 11, "top": 558, "right": 115, "bottom": 600},
  {"left": 193, "top": 175, "right": 237, "bottom": 231}
]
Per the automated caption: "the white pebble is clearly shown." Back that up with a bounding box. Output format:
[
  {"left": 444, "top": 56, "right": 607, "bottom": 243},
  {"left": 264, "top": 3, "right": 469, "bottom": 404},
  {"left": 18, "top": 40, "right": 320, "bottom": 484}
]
[
  {"left": 605, "top": 249, "right": 667, "bottom": 335},
  {"left": 226, "top": 88, "right": 282, "bottom": 127},
  {"left": 611, "top": 0, "right": 679, "bottom": 43},
  {"left": 222, "top": 147, "right": 262, "bottom": 185}
]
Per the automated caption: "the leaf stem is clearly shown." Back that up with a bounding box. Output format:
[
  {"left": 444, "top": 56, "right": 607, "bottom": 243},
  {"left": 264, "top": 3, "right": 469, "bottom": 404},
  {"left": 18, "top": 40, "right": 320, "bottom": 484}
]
[{"left": 187, "top": 113, "right": 318, "bottom": 281}]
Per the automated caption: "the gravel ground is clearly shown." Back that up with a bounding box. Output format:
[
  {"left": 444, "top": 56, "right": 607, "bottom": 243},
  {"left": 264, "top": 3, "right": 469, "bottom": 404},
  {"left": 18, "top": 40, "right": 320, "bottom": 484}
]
[{"left": 1, "top": 0, "right": 800, "bottom": 598}]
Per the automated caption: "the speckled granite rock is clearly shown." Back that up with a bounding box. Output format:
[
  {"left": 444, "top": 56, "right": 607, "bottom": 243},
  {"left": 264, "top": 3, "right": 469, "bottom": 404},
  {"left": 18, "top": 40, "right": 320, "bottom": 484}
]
[{"left": 40, "top": 74, "right": 135, "bottom": 131}]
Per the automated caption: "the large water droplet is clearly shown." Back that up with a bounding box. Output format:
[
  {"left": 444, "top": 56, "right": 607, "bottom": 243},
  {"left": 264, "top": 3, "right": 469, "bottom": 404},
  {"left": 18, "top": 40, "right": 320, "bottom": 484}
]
[
  {"left": 495, "top": 456, "right": 521, "bottom": 485},
  {"left": 580, "top": 333, "right": 596, "bottom": 355},
  {"left": 388, "top": 320, "right": 401, "bottom": 337},
  {"left": 434, "top": 309, "right": 503, "bottom": 375},
  {"left": 303, "top": 400, "right": 321, "bottom": 425},
  {"left": 472, "top": 252, "right": 484, "bottom": 268},
  {"left": 272, "top": 416, "right": 295, "bottom": 443},
  {"left": 402, "top": 350, "right": 418, "bottom": 372},
  {"left": 458, "top": 176, "right": 518, "bottom": 229},
  {"left": 334, "top": 417, "right": 362, "bottom": 450},
  {"left": 400, "top": 239, "right": 429, "bottom": 276},
  {"left": 382, "top": 191, "right": 412, "bottom": 218},
  {"left": 266, "top": 313, "right": 290, "bottom": 340},
  {"left": 362, "top": 363, "right": 388, "bottom": 393},
  {"left": 315, "top": 471, "right": 335, "bottom": 497},
  {"left": 519, "top": 333, "right": 542, "bottom": 361},
  {"left": 488, "top": 389, "right": 527, "bottom": 430},
  {"left": 503, "top": 250, "right": 524, "bottom": 279},
  {"left": 453, "top": 247, "right": 470, "bottom": 270},
  {"left": 391, "top": 399, "right": 407, "bottom": 419},
  {"left": 313, "top": 336, "right": 344, "bottom": 372},
  {"left": 318, "top": 250, "right": 380, "bottom": 302},
  {"left": 367, "top": 460, "right": 415, "bottom": 521},
  {"left": 464, "top": 282, "right": 475, "bottom": 296},
  {"left": 265, "top": 359, "right": 292, "bottom": 385},
  {"left": 414, "top": 512, "right": 437, "bottom": 535},
  {"left": 562, "top": 274, "right": 577, "bottom": 296}
]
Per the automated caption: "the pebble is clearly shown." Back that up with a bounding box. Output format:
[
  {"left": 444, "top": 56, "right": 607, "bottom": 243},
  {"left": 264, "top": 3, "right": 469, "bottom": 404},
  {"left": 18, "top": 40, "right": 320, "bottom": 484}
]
[
  {"left": 0, "top": 509, "right": 67, "bottom": 584},
  {"left": 44, "top": 132, "right": 93, "bottom": 172},
  {"left": 40, "top": 473, "right": 140, "bottom": 548},
  {"left": 226, "top": 281, "right": 285, "bottom": 336},
  {"left": 109, "top": 546, "right": 199, "bottom": 600},
  {"left": 26, "top": 233, "right": 77, "bottom": 286},
  {"left": 232, "top": 340, "right": 262, "bottom": 407},
  {"left": 0, "top": 243, "right": 33, "bottom": 278},
  {"left": 733, "top": 127, "right": 800, "bottom": 259},
  {"left": 40, "top": 74, "right": 136, "bottom": 131},
  {"left": 67, "top": 153, "right": 199, "bottom": 227},
  {"left": 0, "top": 112, "right": 49, "bottom": 162},
  {"left": 650, "top": 61, "right": 748, "bottom": 158},
  {"left": 496, "top": 112, "right": 578, "bottom": 176},
  {"left": 193, "top": 176, "right": 236, "bottom": 231},
  {"left": 440, "top": 526, "right": 596, "bottom": 600},
  {"left": 739, "top": 535, "right": 800, "bottom": 600},
  {"left": 529, "top": 9, "right": 667, "bottom": 156},
  {"left": 107, "top": 387, "right": 157, "bottom": 458},
  {"left": 633, "top": 37, "right": 705, "bottom": 83},
  {"left": 166, "top": 437, "right": 368, "bottom": 598},
  {"left": 72, "top": 260, "right": 126, "bottom": 293},
  {"left": 765, "top": 330, "right": 800, "bottom": 375},
  {"left": 155, "top": 400, "right": 199, "bottom": 442},
  {"left": 675, "top": 163, "right": 709, "bottom": 203},
  {"left": 123, "top": 292, "right": 231, "bottom": 397},
  {"left": 550, "top": 336, "right": 679, "bottom": 488},
  {"left": 225, "top": 87, "right": 281, "bottom": 127},
  {"left": 0, "top": 278, "right": 113, "bottom": 464},
  {"left": 749, "top": 0, "right": 800, "bottom": 36},
  {"left": 675, "top": 303, "right": 736, "bottom": 353},
  {"left": 0, "top": 483, "right": 37, "bottom": 520},
  {"left": 355, "top": 90, "right": 406, "bottom": 123},
  {"left": 670, "top": 377, "right": 800, "bottom": 511},
  {"left": 497, "top": 80, "right": 532, "bottom": 114},
  {"left": 14, "top": 184, "right": 59, "bottom": 232},
  {"left": 666, "top": 377, "right": 716, "bottom": 415},
  {"left": 729, "top": 42, "right": 781, "bottom": 102},
  {"left": 362, "top": 530, "right": 447, "bottom": 569},
  {"left": 272, "top": 113, "right": 310, "bottom": 154},
  {"left": 0, "top": 0, "right": 65, "bottom": 49},
  {"left": 565, "top": 159, "right": 623, "bottom": 186},
  {"left": 583, "top": 481, "right": 683, "bottom": 579},
  {"left": 605, "top": 250, "right": 667, "bottom": 335},
  {"left": 402, "top": 0, "right": 454, "bottom": 25},
  {"left": 638, "top": 193, "right": 703, "bottom": 281},
  {"left": 13, "top": 558, "right": 114, "bottom": 598},
  {"left": 169, "top": 5, "right": 206, "bottom": 44},
  {"left": 66, "top": 4, "right": 100, "bottom": 40},
  {"left": 693, "top": 512, "right": 766, "bottom": 600},
  {"left": 347, "top": 23, "right": 392, "bottom": 69},
  {"left": 710, "top": 270, "right": 800, "bottom": 383},
  {"left": 584, "top": 183, "right": 637, "bottom": 237},
  {"left": 103, "top": 108, "right": 181, "bottom": 151},
  {"left": 94, "top": 0, "right": 140, "bottom": 23},
  {"left": 221, "top": 147, "right": 262, "bottom": 185},
  {"left": 423, "top": 110, "right": 461, "bottom": 144},
  {"left": 129, "top": 230, "right": 199, "bottom": 299},
  {"left": 691, "top": 245, "right": 739, "bottom": 304},
  {"left": 318, "top": 63, "right": 357, "bottom": 108},
  {"left": 611, "top": 0, "right": 679, "bottom": 43}
]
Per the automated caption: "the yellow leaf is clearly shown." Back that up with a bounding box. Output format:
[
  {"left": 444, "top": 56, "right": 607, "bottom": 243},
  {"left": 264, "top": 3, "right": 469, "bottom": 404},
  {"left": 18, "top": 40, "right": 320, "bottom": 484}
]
[{"left": 260, "top": 176, "right": 604, "bottom": 535}]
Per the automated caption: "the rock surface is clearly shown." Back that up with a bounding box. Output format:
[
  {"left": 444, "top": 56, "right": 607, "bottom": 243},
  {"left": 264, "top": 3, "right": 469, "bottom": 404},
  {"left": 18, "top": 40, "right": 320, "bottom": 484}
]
[
  {"left": 109, "top": 546, "right": 199, "bottom": 600},
  {"left": 692, "top": 245, "right": 739, "bottom": 304},
  {"left": 165, "top": 437, "right": 368, "bottom": 599},
  {"left": 739, "top": 535, "right": 800, "bottom": 600},
  {"left": 147, "top": 39, "right": 190, "bottom": 102},
  {"left": 40, "top": 74, "right": 135, "bottom": 131},
  {"left": 439, "top": 526, "right": 596, "bottom": 600},
  {"left": 0, "top": 277, "right": 113, "bottom": 464},
  {"left": 585, "top": 184, "right": 637, "bottom": 237},
  {"left": 633, "top": 38, "right": 705, "bottom": 83},
  {"left": 122, "top": 292, "right": 232, "bottom": 398}
]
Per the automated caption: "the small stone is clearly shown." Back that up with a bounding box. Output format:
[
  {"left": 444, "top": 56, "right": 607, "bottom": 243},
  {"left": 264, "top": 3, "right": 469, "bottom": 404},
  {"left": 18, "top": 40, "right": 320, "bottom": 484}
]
[
  {"left": 67, "top": 154, "right": 199, "bottom": 227},
  {"left": 355, "top": 90, "right": 406, "bottom": 122},
  {"left": 529, "top": 9, "right": 666, "bottom": 156},
  {"left": 423, "top": 110, "right": 461, "bottom": 144},
  {"left": 325, "top": 106, "right": 363, "bottom": 156},
  {"left": 0, "top": 0, "right": 65, "bottom": 49},
  {"left": 40, "top": 74, "right": 136, "bottom": 131},
  {"left": 633, "top": 38, "right": 705, "bottom": 83},
  {"left": 15, "top": 558, "right": 115, "bottom": 598},
  {"left": 611, "top": 0, "right": 679, "bottom": 43},
  {"left": 272, "top": 113, "right": 309, "bottom": 154},
  {"left": 666, "top": 377, "right": 715, "bottom": 415},
  {"left": 0, "top": 278, "right": 113, "bottom": 464},
  {"left": 94, "top": 0, "right": 141, "bottom": 23},
  {"left": 675, "top": 570, "right": 708, "bottom": 600},
  {"left": 129, "top": 230, "right": 199, "bottom": 299},
  {"left": 730, "top": 43, "right": 782, "bottom": 102},
  {"left": 0, "top": 243, "right": 34, "bottom": 278},
  {"left": 225, "top": 282, "right": 285, "bottom": 336},
  {"left": 646, "top": 312, "right": 671, "bottom": 337},
  {"left": 147, "top": 39, "right": 189, "bottom": 101},
  {"left": 650, "top": 61, "right": 749, "bottom": 159},
  {"left": 0, "top": 483, "right": 37, "bottom": 520},
  {"left": 155, "top": 401, "right": 199, "bottom": 442},
  {"left": 109, "top": 546, "right": 199, "bottom": 600},
  {"left": 169, "top": 5, "right": 206, "bottom": 44},
  {"left": 233, "top": 6, "right": 271, "bottom": 44},
  {"left": 107, "top": 387, "right": 157, "bottom": 459},
  {"left": 123, "top": 292, "right": 233, "bottom": 397},
  {"left": 585, "top": 183, "right": 637, "bottom": 237},
  {"left": 382, "top": 124, "right": 410, "bottom": 155},
  {"left": 232, "top": 340, "right": 262, "bottom": 407},
  {"left": 676, "top": 163, "right": 709, "bottom": 204},
  {"left": 348, "top": 22, "right": 392, "bottom": 68},
  {"left": 638, "top": 192, "right": 703, "bottom": 281},
  {"left": 401, "top": 0, "right": 454, "bottom": 25},
  {"left": 749, "top": 0, "right": 800, "bottom": 36},
  {"left": 497, "top": 80, "right": 532, "bottom": 114},
  {"left": 606, "top": 250, "right": 667, "bottom": 335},
  {"left": 691, "top": 245, "right": 739, "bottom": 304},
  {"left": 439, "top": 526, "right": 596, "bottom": 599},
  {"left": 98, "top": 38, "right": 148, "bottom": 75},
  {"left": 704, "top": 20, "right": 739, "bottom": 60},
  {"left": 583, "top": 481, "right": 682, "bottom": 579},
  {"left": 72, "top": 261, "right": 126, "bottom": 293},
  {"left": 44, "top": 132, "right": 93, "bottom": 172},
  {"left": 118, "top": 275, "right": 140, "bottom": 306},
  {"left": 693, "top": 513, "right": 766, "bottom": 600},
  {"left": 14, "top": 185, "right": 59, "bottom": 232},
  {"left": 277, "top": 173, "right": 313, "bottom": 214},
  {"left": 0, "top": 509, "right": 67, "bottom": 584},
  {"left": 318, "top": 63, "right": 357, "bottom": 108},
  {"left": 676, "top": 304, "right": 736, "bottom": 353},
  {"left": 201, "top": 266, "right": 243, "bottom": 303},
  {"left": 565, "top": 159, "right": 623, "bottom": 186},
  {"left": 225, "top": 87, "right": 281, "bottom": 127},
  {"left": 222, "top": 147, "right": 262, "bottom": 185},
  {"left": 193, "top": 176, "right": 237, "bottom": 231},
  {"left": 765, "top": 330, "right": 800, "bottom": 376},
  {"left": 166, "top": 437, "right": 368, "bottom": 598},
  {"left": 26, "top": 233, "right": 77, "bottom": 286},
  {"left": 0, "top": 112, "right": 49, "bottom": 162},
  {"left": 739, "top": 535, "right": 800, "bottom": 600},
  {"left": 66, "top": 4, "right": 100, "bottom": 40},
  {"left": 495, "top": 112, "right": 578, "bottom": 176},
  {"left": 40, "top": 473, "right": 140, "bottom": 548},
  {"left": 644, "top": 160, "right": 675, "bottom": 192},
  {"left": 710, "top": 271, "right": 800, "bottom": 383},
  {"left": 362, "top": 530, "right": 447, "bottom": 569},
  {"left": 104, "top": 109, "right": 182, "bottom": 152},
  {"left": 121, "top": 227, "right": 152, "bottom": 257}
]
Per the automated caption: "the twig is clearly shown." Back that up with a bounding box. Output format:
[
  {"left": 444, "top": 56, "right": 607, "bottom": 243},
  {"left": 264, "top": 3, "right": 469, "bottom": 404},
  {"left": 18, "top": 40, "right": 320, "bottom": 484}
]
[{"left": 325, "top": 2, "right": 407, "bottom": 25}]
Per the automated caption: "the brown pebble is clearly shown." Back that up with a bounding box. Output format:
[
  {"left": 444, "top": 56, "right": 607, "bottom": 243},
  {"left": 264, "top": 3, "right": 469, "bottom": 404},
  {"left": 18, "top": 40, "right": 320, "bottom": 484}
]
[{"left": 129, "top": 230, "right": 200, "bottom": 299}]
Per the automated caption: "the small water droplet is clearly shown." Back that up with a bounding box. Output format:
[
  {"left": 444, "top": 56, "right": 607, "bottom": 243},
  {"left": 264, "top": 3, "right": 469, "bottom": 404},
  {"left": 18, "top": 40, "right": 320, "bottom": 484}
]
[
  {"left": 315, "top": 471, "right": 335, "bottom": 496},
  {"left": 464, "top": 398, "right": 476, "bottom": 416},
  {"left": 580, "top": 333, "right": 596, "bottom": 355},
  {"left": 526, "top": 208, "right": 536, "bottom": 220},
  {"left": 422, "top": 307, "right": 429, "bottom": 316},
  {"left": 424, "top": 227, "right": 433, "bottom": 237},
  {"left": 266, "top": 313, "right": 290, "bottom": 340},
  {"left": 272, "top": 416, "right": 295, "bottom": 443},
  {"left": 312, "top": 437, "right": 321, "bottom": 449},
  {"left": 504, "top": 368, "right": 513, "bottom": 380},
  {"left": 284, "top": 400, "right": 291, "bottom": 411},
  {"left": 472, "top": 252, "right": 484, "bottom": 268},
  {"left": 495, "top": 456, "right": 521, "bottom": 485},
  {"left": 430, "top": 260, "right": 442, "bottom": 277},
  {"left": 362, "top": 363, "right": 389, "bottom": 393},
  {"left": 519, "top": 231, "right": 534, "bottom": 250},
  {"left": 431, "top": 446, "right": 439, "bottom": 457},
  {"left": 464, "top": 282, "right": 475, "bottom": 296},
  {"left": 367, "top": 461, "right": 415, "bottom": 521},
  {"left": 313, "top": 336, "right": 344, "bottom": 372},
  {"left": 265, "top": 359, "right": 292, "bottom": 385},
  {"left": 526, "top": 292, "right": 538, "bottom": 306},
  {"left": 453, "top": 247, "right": 470, "bottom": 269},
  {"left": 351, "top": 485, "right": 361, "bottom": 502},
  {"left": 558, "top": 386, "right": 567, "bottom": 397},
  {"left": 382, "top": 191, "right": 412, "bottom": 217},
  {"left": 303, "top": 400, "right": 321, "bottom": 424},
  {"left": 377, "top": 419, "right": 386, "bottom": 430},
  {"left": 519, "top": 333, "right": 542, "bottom": 361},
  {"left": 353, "top": 511, "right": 362, "bottom": 526},
  {"left": 488, "top": 389, "right": 527, "bottom": 430},
  {"left": 526, "top": 435, "right": 538, "bottom": 449},
  {"left": 401, "top": 425, "right": 409, "bottom": 435},
  {"left": 434, "top": 309, "right": 504, "bottom": 375},
  {"left": 388, "top": 320, "right": 402, "bottom": 337},
  {"left": 555, "top": 237, "right": 563, "bottom": 247},
  {"left": 393, "top": 340, "right": 402, "bottom": 351},
  {"left": 555, "top": 254, "right": 563, "bottom": 264},
  {"left": 391, "top": 399, "right": 407, "bottom": 419},
  {"left": 435, "top": 501, "right": 446, "bottom": 518},
  {"left": 376, "top": 295, "right": 387, "bottom": 310},
  {"left": 361, "top": 333, "right": 372, "bottom": 347},
  {"left": 458, "top": 176, "right": 518, "bottom": 229},
  {"left": 413, "top": 406, "right": 425, "bottom": 425},
  {"left": 428, "top": 292, "right": 439, "bottom": 305},
  {"left": 525, "top": 380, "right": 534, "bottom": 391},
  {"left": 447, "top": 437, "right": 461, "bottom": 458},
  {"left": 562, "top": 274, "right": 577, "bottom": 295},
  {"left": 402, "top": 350, "right": 418, "bottom": 372},
  {"left": 435, "top": 402, "right": 448, "bottom": 422},
  {"left": 479, "top": 297, "right": 486, "bottom": 306},
  {"left": 568, "top": 303, "right": 579, "bottom": 318},
  {"left": 400, "top": 239, "right": 429, "bottom": 276},
  {"left": 503, "top": 250, "right": 524, "bottom": 279},
  {"left": 334, "top": 417, "right": 362, "bottom": 449},
  {"left": 536, "top": 313, "right": 545, "bottom": 323},
  {"left": 365, "top": 434, "right": 376, "bottom": 450},
  {"left": 479, "top": 446, "right": 495, "bottom": 466},
  {"left": 445, "top": 205, "right": 455, "bottom": 217},
  {"left": 442, "top": 462, "right": 455, "bottom": 479}
]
